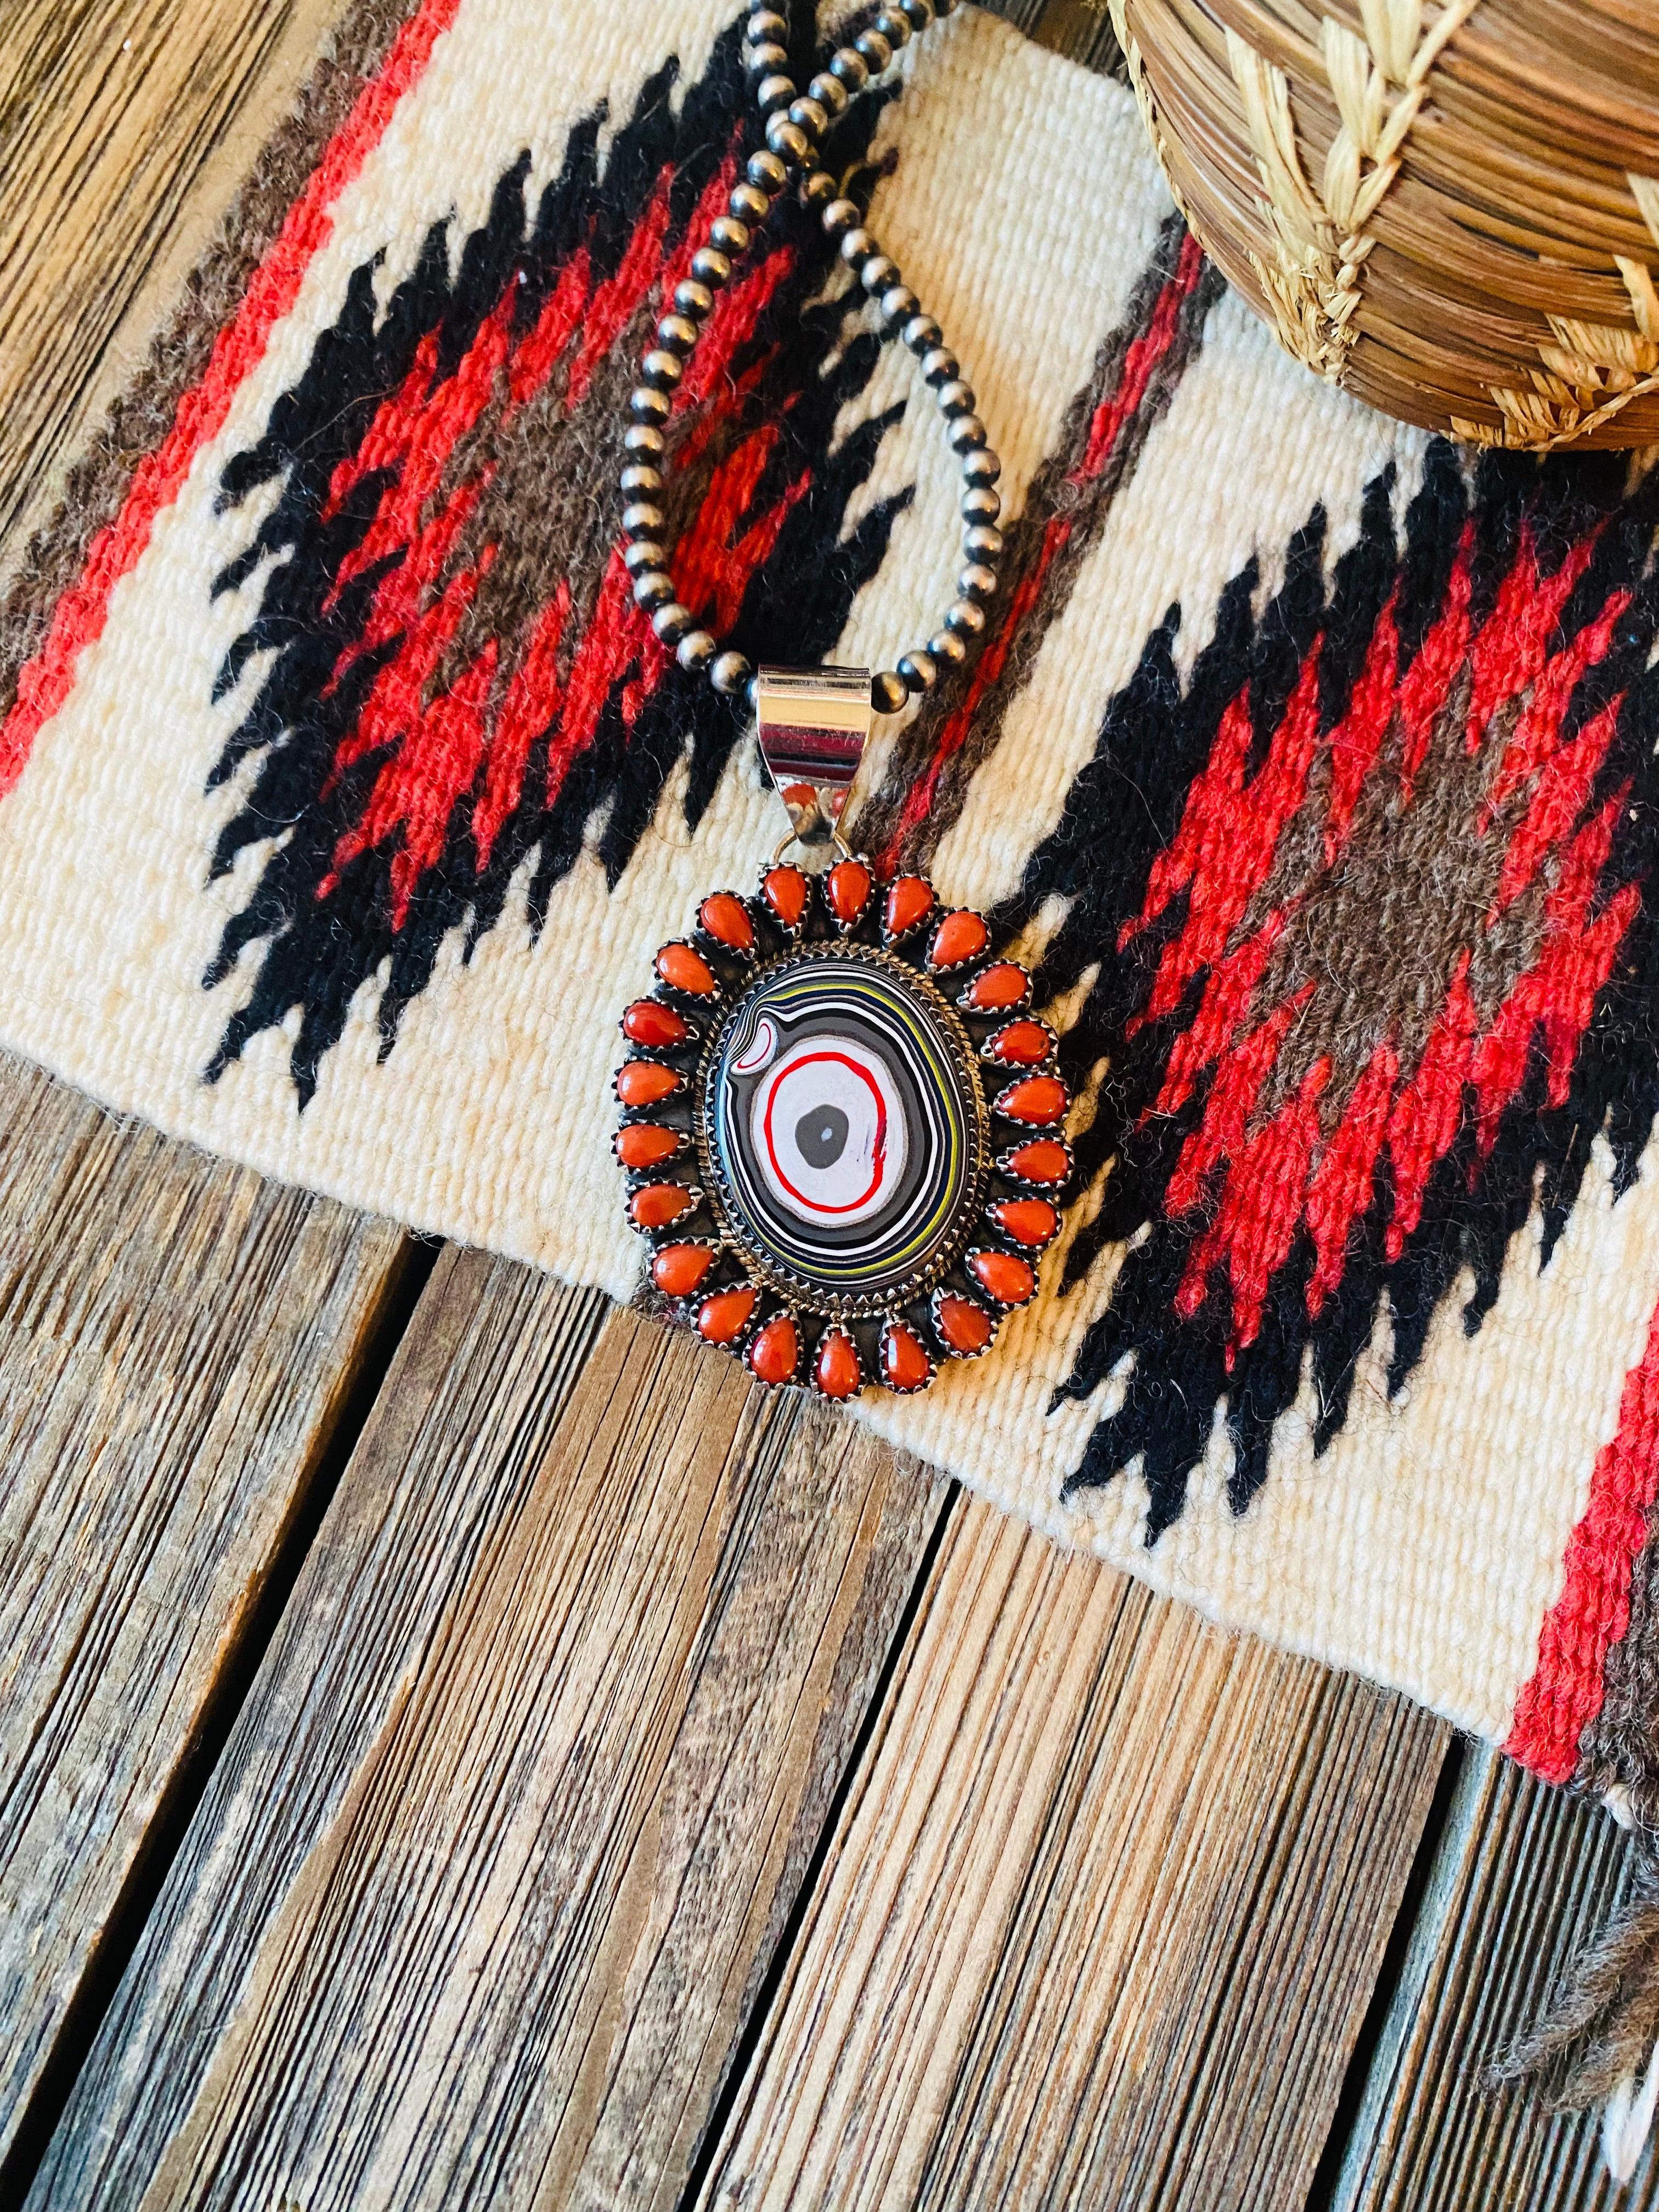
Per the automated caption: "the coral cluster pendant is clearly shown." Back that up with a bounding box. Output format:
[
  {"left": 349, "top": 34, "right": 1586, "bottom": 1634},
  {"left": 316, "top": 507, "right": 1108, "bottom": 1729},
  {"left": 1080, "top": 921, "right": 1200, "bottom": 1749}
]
[{"left": 615, "top": 855, "right": 1071, "bottom": 1397}]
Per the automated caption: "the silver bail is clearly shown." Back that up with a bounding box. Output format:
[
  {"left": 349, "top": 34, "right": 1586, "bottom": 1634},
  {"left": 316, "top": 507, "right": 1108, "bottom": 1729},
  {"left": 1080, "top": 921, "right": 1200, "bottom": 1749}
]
[{"left": 755, "top": 664, "right": 871, "bottom": 853}]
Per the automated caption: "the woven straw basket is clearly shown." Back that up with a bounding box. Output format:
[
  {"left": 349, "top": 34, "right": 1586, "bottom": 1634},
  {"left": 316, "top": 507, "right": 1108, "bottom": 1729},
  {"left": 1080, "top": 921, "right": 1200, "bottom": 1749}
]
[{"left": 1105, "top": 0, "right": 1659, "bottom": 450}]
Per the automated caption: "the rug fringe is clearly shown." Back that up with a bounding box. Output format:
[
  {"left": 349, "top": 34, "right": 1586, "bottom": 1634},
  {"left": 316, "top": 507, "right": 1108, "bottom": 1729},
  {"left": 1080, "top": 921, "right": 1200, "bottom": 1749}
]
[{"left": 1487, "top": 1815, "right": 1659, "bottom": 2183}]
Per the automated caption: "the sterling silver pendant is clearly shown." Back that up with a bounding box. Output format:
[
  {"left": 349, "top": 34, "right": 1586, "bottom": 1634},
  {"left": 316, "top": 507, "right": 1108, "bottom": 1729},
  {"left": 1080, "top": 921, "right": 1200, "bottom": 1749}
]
[{"left": 614, "top": 667, "right": 1071, "bottom": 1396}]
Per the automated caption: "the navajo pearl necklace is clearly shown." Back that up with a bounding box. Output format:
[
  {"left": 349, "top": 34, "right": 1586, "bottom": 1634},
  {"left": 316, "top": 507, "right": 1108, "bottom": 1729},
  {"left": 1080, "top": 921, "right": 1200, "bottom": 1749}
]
[{"left": 612, "top": 0, "right": 1073, "bottom": 1401}]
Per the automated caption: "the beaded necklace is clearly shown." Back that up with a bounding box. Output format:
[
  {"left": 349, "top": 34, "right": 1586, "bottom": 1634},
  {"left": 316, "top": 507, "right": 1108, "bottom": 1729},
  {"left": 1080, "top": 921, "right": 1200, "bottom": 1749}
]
[{"left": 612, "top": 0, "right": 1073, "bottom": 1401}]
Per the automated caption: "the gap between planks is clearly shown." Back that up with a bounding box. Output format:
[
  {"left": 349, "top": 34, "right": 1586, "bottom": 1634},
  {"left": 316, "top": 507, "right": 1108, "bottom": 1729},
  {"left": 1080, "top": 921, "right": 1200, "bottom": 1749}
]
[
  {"left": 24, "top": 1244, "right": 1449, "bottom": 2212},
  {"left": 0, "top": 1054, "right": 417, "bottom": 2183},
  {"left": 2, "top": 0, "right": 1639, "bottom": 2204}
]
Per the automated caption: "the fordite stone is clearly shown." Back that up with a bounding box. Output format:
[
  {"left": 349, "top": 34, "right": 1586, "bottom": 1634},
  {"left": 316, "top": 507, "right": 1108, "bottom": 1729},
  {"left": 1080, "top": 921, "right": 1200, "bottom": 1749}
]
[
  {"left": 708, "top": 948, "right": 984, "bottom": 1312},
  {"left": 617, "top": 863, "right": 1071, "bottom": 1396}
]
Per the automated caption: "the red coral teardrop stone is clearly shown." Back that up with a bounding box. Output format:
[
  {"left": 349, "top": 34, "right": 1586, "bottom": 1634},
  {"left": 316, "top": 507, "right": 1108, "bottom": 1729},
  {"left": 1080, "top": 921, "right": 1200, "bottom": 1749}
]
[
  {"left": 815, "top": 1328, "right": 861, "bottom": 1400},
  {"left": 763, "top": 866, "right": 809, "bottom": 928},
  {"left": 971, "top": 1249, "right": 1036, "bottom": 1306},
  {"left": 623, "top": 998, "right": 688, "bottom": 1048},
  {"left": 616, "top": 1059, "right": 682, "bottom": 1108},
  {"left": 1005, "top": 1139, "right": 1070, "bottom": 1184},
  {"left": 964, "top": 962, "right": 1028, "bottom": 1011},
  {"left": 997, "top": 1075, "right": 1068, "bottom": 1125},
  {"left": 630, "top": 1183, "right": 694, "bottom": 1230},
  {"left": 652, "top": 1243, "right": 714, "bottom": 1297},
  {"left": 826, "top": 859, "right": 872, "bottom": 925},
  {"left": 929, "top": 909, "right": 990, "bottom": 970},
  {"left": 990, "top": 1198, "right": 1059, "bottom": 1247},
  {"left": 882, "top": 1323, "right": 932, "bottom": 1392},
  {"left": 697, "top": 1285, "right": 757, "bottom": 1345},
  {"left": 699, "top": 892, "right": 754, "bottom": 952},
  {"left": 615, "top": 1124, "right": 680, "bottom": 1170},
  {"left": 987, "top": 1020, "right": 1052, "bottom": 1067},
  {"left": 656, "top": 941, "right": 719, "bottom": 996},
  {"left": 936, "top": 1295, "right": 992, "bottom": 1355},
  {"left": 884, "top": 875, "right": 934, "bottom": 938},
  {"left": 748, "top": 1313, "right": 799, "bottom": 1385}
]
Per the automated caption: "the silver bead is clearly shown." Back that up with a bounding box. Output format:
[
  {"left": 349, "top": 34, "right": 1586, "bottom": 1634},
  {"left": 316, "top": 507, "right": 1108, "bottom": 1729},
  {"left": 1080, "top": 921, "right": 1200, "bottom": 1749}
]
[
  {"left": 799, "top": 168, "right": 836, "bottom": 210},
  {"left": 901, "top": 0, "right": 936, "bottom": 26},
  {"left": 963, "top": 523, "right": 1003, "bottom": 562},
  {"left": 624, "top": 422, "right": 667, "bottom": 458},
  {"left": 730, "top": 179, "right": 769, "bottom": 224},
  {"left": 902, "top": 313, "right": 941, "bottom": 354},
  {"left": 674, "top": 279, "right": 714, "bottom": 320},
  {"left": 946, "top": 596, "right": 986, "bottom": 637},
  {"left": 948, "top": 414, "right": 988, "bottom": 454},
  {"left": 621, "top": 501, "right": 665, "bottom": 539},
  {"left": 898, "top": 648, "right": 938, "bottom": 694},
  {"left": 874, "top": 11, "right": 911, "bottom": 48},
  {"left": 860, "top": 255, "right": 900, "bottom": 295},
  {"left": 962, "top": 445, "right": 1001, "bottom": 486},
  {"left": 935, "top": 378, "right": 974, "bottom": 417},
  {"left": 633, "top": 569, "right": 676, "bottom": 611},
  {"left": 745, "top": 150, "right": 787, "bottom": 195},
  {"left": 690, "top": 247, "right": 732, "bottom": 289},
  {"left": 623, "top": 538, "right": 666, "bottom": 576},
  {"left": 765, "top": 116, "right": 811, "bottom": 166},
  {"left": 652, "top": 601, "right": 692, "bottom": 644},
  {"left": 822, "top": 196, "right": 860, "bottom": 238},
  {"left": 809, "top": 70, "right": 850, "bottom": 114},
  {"left": 745, "top": 674, "right": 761, "bottom": 712},
  {"left": 640, "top": 349, "right": 683, "bottom": 390},
  {"left": 620, "top": 462, "right": 662, "bottom": 498},
  {"left": 879, "top": 285, "right": 919, "bottom": 329},
  {"left": 756, "top": 73, "right": 794, "bottom": 113},
  {"left": 839, "top": 227, "right": 876, "bottom": 268},
  {"left": 744, "top": 40, "right": 788, "bottom": 75},
  {"left": 788, "top": 96, "right": 828, "bottom": 138},
  {"left": 677, "top": 629, "right": 717, "bottom": 673},
  {"left": 962, "top": 485, "right": 1001, "bottom": 524},
  {"left": 746, "top": 7, "right": 787, "bottom": 41},
  {"left": 936, "top": 0, "right": 958, "bottom": 13},
  {"left": 855, "top": 29, "right": 893, "bottom": 71},
  {"left": 709, "top": 216, "right": 751, "bottom": 257},
  {"left": 630, "top": 385, "right": 672, "bottom": 424},
  {"left": 710, "top": 651, "right": 752, "bottom": 696},
  {"left": 871, "top": 669, "right": 908, "bottom": 715},
  {"left": 656, "top": 313, "right": 698, "bottom": 356},
  {"left": 959, "top": 563, "right": 998, "bottom": 601},
  {"left": 921, "top": 347, "right": 958, "bottom": 387},
  {"left": 829, "top": 46, "right": 869, "bottom": 91},
  {"left": 929, "top": 628, "right": 968, "bottom": 666}
]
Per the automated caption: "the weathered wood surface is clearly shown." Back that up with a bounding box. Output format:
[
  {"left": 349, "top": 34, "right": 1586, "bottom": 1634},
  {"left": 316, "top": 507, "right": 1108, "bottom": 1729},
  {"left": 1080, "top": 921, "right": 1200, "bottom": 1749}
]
[
  {"left": 1332, "top": 1748, "right": 1659, "bottom": 2210},
  {"left": 24, "top": 1267, "right": 944, "bottom": 2212},
  {"left": 0, "top": 0, "right": 344, "bottom": 556},
  {"left": 695, "top": 1500, "right": 1449, "bottom": 2212},
  {"left": 0, "top": 1055, "right": 412, "bottom": 2176},
  {"left": 2, "top": 0, "right": 1651, "bottom": 2206}
]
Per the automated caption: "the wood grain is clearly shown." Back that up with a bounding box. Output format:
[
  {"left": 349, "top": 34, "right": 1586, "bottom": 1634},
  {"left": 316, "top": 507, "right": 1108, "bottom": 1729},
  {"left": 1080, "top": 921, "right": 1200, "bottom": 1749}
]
[
  {"left": 0, "top": 1053, "right": 410, "bottom": 2171},
  {"left": 0, "top": 0, "right": 347, "bottom": 557},
  {"left": 696, "top": 1497, "right": 1450, "bottom": 2212},
  {"left": 24, "top": 1262, "right": 945, "bottom": 2212},
  {"left": 1331, "top": 1747, "right": 1658, "bottom": 2211}
]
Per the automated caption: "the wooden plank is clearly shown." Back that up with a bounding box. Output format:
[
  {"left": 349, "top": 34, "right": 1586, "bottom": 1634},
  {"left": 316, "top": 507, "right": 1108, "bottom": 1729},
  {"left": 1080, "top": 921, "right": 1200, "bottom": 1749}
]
[
  {"left": 1021, "top": 0, "right": 1125, "bottom": 72},
  {"left": 693, "top": 1497, "right": 1449, "bottom": 2212},
  {"left": 1329, "top": 1745, "right": 1656, "bottom": 2210},
  {"left": 0, "top": 0, "right": 348, "bottom": 557},
  {"left": 24, "top": 1261, "right": 946, "bottom": 2212},
  {"left": 0, "top": 1052, "right": 411, "bottom": 2176}
]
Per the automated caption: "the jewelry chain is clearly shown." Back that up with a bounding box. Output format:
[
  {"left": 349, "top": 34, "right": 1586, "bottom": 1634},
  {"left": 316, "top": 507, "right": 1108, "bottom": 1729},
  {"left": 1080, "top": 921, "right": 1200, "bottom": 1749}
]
[{"left": 616, "top": 0, "right": 1005, "bottom": 719}]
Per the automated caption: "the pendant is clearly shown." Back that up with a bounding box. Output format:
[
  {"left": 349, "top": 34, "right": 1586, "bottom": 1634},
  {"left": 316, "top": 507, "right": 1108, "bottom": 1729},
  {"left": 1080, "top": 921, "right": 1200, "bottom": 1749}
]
[{"left": 614, "top": 667, "right": 1071, "bottom": 1396}]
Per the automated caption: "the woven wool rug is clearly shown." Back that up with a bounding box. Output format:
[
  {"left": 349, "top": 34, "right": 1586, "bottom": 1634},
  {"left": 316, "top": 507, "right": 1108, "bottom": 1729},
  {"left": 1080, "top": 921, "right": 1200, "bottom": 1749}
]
[{"left": 4, "top": 0, "right": 1659, "bottom": 1821}]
